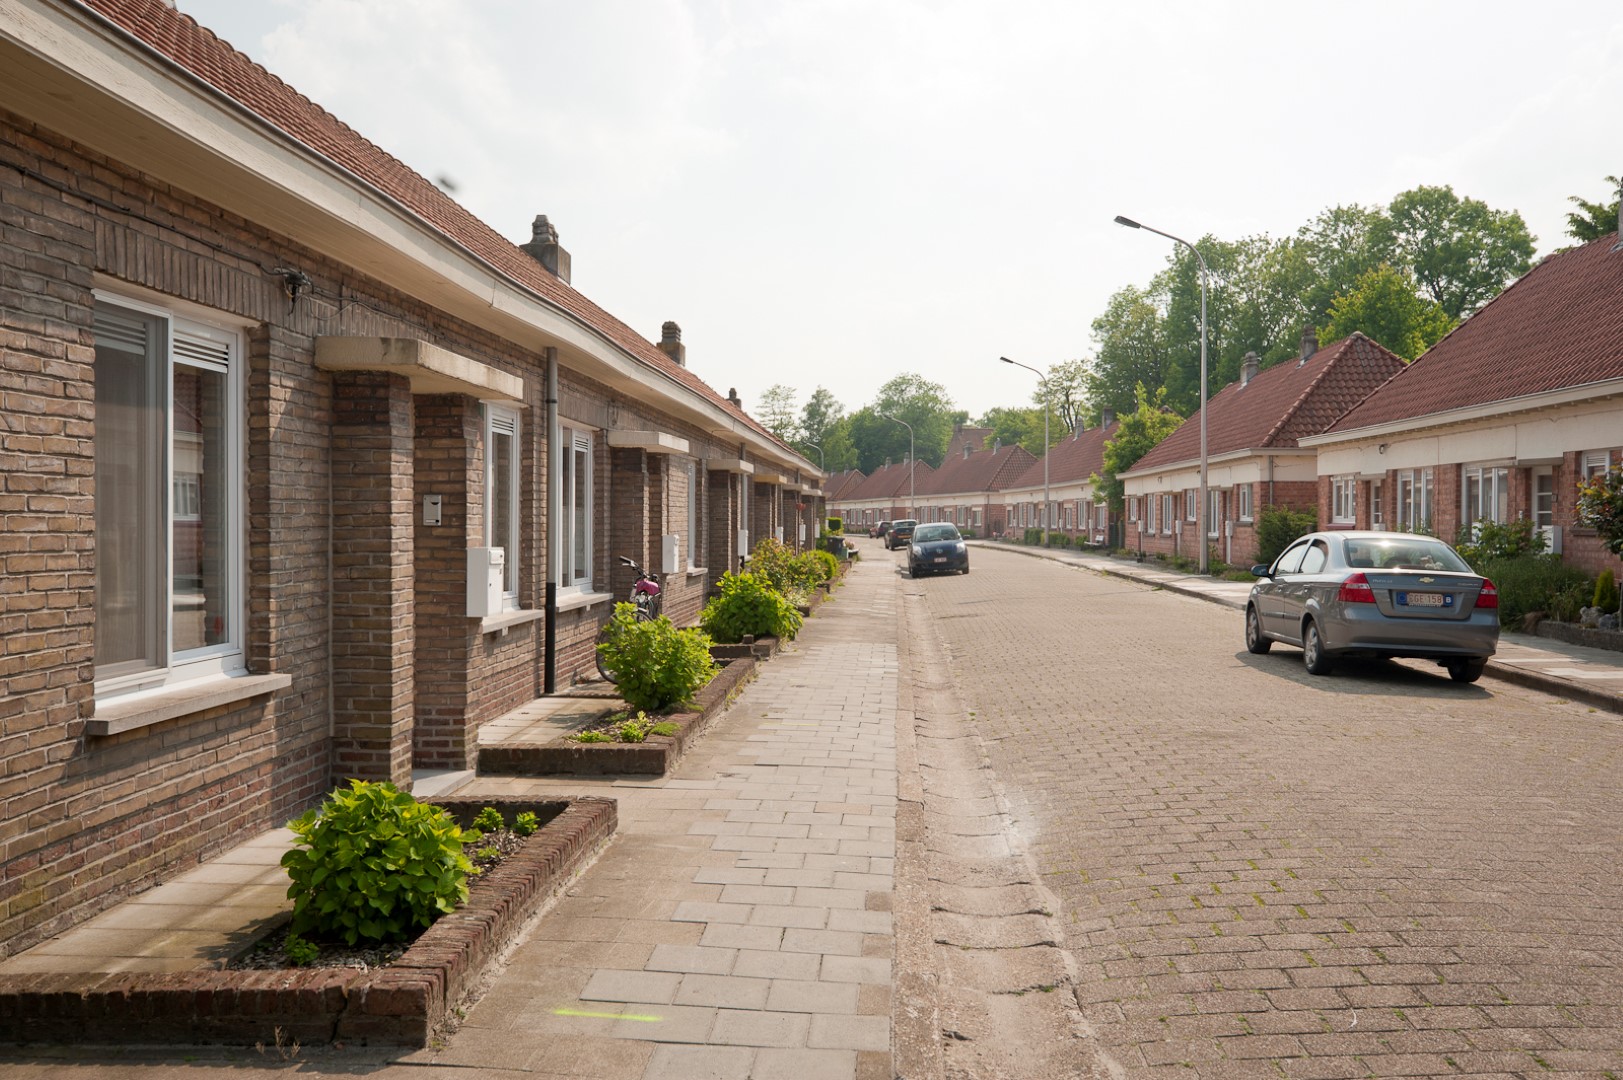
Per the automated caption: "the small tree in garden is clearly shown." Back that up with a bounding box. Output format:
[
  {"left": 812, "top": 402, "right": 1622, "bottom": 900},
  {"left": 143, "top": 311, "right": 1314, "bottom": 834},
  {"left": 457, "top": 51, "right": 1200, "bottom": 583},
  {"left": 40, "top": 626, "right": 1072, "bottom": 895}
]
[{"left": 1575, "top": 466, "right": 1623, "bottom": 614}]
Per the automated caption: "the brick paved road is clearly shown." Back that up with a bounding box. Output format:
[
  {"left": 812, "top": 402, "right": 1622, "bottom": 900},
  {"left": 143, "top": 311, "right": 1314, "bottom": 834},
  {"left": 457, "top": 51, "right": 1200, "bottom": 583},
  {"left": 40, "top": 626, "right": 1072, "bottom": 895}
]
[{"left": 901, "top": 543, "right": 1623, "bottom": 1079}]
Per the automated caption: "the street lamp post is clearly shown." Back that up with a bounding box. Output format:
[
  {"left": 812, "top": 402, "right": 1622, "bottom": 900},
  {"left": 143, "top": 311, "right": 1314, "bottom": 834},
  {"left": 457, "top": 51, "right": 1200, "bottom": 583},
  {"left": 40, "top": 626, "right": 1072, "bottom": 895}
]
[
  {"left": 879, "top": 412, "right": 914, "bottom": 517},
  {"left": 803, "top": 441, "right": 824, "bottom": 471},
  {"left": 1000, "top": 357, "right": 1050, "bottom": 546},
  {"left": 1114, "top": 214, "right": 1210, "bottom": 573}
]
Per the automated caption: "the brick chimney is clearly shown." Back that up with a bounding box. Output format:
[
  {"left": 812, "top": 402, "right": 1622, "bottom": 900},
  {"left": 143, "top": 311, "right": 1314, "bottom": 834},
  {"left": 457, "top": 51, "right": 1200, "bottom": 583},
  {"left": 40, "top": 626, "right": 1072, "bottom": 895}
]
[
  {"left": 1298, "top": 327, "right": 1319, "bottom": 366},
  {"left": 727, "top": 388, "right": 742, "bottom": 409},
  {"left": 658, "top": 321, "right": 686, "bottom": 367},
  {"left": 520, "top": 214, "right": 571, "bottom": 283},
  {"left": 1241, "top": 350, "right": 1260, "bottom": 386},
  {"left": 1100, "top": 408, "right": 1115, "bottom": 427}
]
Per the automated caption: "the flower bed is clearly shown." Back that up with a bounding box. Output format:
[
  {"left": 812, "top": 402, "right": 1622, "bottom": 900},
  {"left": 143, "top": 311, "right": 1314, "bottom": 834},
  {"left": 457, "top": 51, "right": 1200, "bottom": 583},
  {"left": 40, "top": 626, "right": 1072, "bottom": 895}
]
[
  {"left": 477, "top": 656, "right": 756, "bottom": 777},
  {"left": 0, "top": 794, "right": 615, "bottom": 1047}
]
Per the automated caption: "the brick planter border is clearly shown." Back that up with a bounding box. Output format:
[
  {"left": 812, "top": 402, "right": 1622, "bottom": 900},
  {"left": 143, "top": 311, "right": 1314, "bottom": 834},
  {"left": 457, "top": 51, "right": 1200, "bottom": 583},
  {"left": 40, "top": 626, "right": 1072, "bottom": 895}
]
[
  {"left": 478, "top": 656, "right": 758, "bottom": 777},
  {"left": 0, "top": 795, "right": 616, "bottom": 1047}
]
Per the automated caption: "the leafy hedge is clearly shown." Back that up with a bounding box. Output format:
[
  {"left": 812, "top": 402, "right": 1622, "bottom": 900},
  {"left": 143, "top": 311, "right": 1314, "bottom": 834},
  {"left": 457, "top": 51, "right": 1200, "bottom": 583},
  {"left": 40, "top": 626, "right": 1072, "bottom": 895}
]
[
  {"left": 1254, "top": 505, "right": 1317, "bottom": 566},
  {"left": 700, "top": 570, "right": 803, "bottom": 642}
]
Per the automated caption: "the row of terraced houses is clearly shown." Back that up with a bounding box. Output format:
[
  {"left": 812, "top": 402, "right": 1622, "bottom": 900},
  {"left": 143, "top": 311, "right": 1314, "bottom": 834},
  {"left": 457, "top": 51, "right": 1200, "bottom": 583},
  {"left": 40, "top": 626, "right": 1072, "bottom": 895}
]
[
  {"left": 0, "top": 0, "right": 827, "bottom": 958},
  {"left": 833, "top": 239, "right": 1623, "bottom": 582}
]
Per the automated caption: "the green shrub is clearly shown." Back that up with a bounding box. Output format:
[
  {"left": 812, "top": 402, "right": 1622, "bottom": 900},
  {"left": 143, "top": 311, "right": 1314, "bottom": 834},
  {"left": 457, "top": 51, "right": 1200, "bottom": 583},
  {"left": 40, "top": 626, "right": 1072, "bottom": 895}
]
[
  {"left": 1595, "top": 569, "right": 1620, "bottom": 614},
  {"left": 961, "top": 528, "right": 977, "bottom": 539},
  {"left": 281, "top": 780, "right": 475, "bottom": 947},
  {"left": 513, "top": 811, "right": 539, "bottom": 837},
  {"left": 283, "top": 932, "right": 320, "bottom": 967},
  {"left": 748, "top": 538, "right": 821, "bottom": 595},
  {"left": 1455, "top": 518, "right": 1546, "bottom": 568},
  {"left": 596, "top": 603, "right": 718, "bottom": 713},
  {"left": 1477, "top": 555, "right": 1592, "bottom": 628},
  {"left": 1550, "top": 579, "right": 1594, "bottom": 622},
  {"left": 808, "top": 548, "right": 840, "bottom": 583},
  {"left": 1022, "top": 527, "right": 1043, "bottom": 545},
  {"left": 472, "top": 806, "right": 505, "bottom": 833},
  {"left": 700, "top": 571, "right": 803, "bottom": 642},
  {"left": 1254, "top": 505, "right": 1317, "bottom": 566}
]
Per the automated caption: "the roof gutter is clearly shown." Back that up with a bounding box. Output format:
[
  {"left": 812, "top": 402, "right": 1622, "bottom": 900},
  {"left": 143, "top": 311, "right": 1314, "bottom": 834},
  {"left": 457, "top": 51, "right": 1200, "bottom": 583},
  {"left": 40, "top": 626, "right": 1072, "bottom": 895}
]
[
  {"left": 1118, "top": 446, "right": 1312, "bottom": 482},
  {"left": 1300, "top": 377, "right": 1623, "bottom": 448}
]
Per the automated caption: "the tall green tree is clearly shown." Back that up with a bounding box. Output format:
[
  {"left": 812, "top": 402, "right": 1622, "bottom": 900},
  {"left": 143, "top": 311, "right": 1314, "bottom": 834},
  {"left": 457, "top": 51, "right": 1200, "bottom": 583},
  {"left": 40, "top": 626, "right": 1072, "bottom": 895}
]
[
  {"left": 1090, "top": 384, "right": 1183, "bottom": 513},
  {"left": 1039, "top": 359, "right": 1090, "bottom": 433},
  {"left": 1294, "top": 203, "right": 1394, "bottom": 326},
  {"left": 1566, "top": 176, "right": 1622, "bottom": 242},
  {"left": 1318, "top": 264, "right": 1456, "bottom": 361},
  {"left": 819, "top": 416, "right": 860, "bottom": 473},
  {"left": 757, "top": 384, "right": 800, "bottom": 444},
  {"left": 1376, "top": 185, "right": 1535, "bottom": 319},
  {"left": 863, "top": 373, "right": 956, "bottom": 469},
  {"left": 975, "top": 405, "right": 1051, "bottom": 457},
  {"left": 1088, "top": 282, "right": 1172, "bottom": 420},
  {"left": 795, "top": 386, "right": 845, "bottom": 467}
]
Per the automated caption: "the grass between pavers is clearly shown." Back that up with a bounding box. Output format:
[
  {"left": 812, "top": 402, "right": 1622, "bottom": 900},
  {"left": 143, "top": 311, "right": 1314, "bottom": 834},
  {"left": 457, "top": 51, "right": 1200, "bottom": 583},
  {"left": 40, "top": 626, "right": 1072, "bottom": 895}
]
[
  {"left": 0, "top": 795, "right": 617, "bottom": 1048},
  {"left": 478, "top": 656, "right": 760, "bottom": 777}
]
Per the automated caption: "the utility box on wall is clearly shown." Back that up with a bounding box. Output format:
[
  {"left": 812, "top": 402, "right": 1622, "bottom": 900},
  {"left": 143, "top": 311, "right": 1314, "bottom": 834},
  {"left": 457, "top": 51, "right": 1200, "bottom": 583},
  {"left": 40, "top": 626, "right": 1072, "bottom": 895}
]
[
  {"left": 661, "top": 534, "right": 681, "bottom": 575},
  {"left": 467, "top": 547, "right": 505, "bottom": 617},
  {"left": 737, "top": 529, "right": 749, "bottom": 559}
]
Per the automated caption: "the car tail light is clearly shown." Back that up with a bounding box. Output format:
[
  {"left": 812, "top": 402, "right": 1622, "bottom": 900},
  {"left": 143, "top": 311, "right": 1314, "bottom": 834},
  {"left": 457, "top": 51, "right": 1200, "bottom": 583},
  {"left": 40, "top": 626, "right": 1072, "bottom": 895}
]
[
  {"left": 1337, "top": 572, "right": 1376, "bottom": 603},
  {"left": 1475, "top": 579, "right": 1499, "bottom": 609}
]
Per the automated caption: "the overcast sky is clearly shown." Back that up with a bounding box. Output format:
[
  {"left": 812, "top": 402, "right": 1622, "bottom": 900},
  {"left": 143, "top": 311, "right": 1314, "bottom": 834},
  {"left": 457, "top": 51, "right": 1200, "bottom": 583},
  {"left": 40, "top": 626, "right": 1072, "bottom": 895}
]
[{"left": 177, "top": 0, "right": 1622, "bottom": 426}]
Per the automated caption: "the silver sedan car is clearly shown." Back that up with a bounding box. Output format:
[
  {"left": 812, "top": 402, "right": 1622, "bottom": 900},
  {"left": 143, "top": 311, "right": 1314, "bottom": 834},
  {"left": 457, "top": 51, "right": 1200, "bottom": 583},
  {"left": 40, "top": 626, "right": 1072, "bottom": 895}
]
[{"left": 1245, "top": 531, "right": 1499, "bottom": 682}]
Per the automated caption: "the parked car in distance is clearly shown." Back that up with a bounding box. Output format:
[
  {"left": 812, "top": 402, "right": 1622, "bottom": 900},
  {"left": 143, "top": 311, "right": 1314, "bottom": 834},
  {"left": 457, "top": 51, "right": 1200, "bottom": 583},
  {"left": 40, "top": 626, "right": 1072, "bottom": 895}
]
[
  {"left": 870, "top": 520, "right": 891, "bottom": 539},
  {"left": 1245, "top": 530, "right": 1499, "bottom": 682},
  {"left": 908, "top": 523, "right": 968, "bottom": 576},
  {"left": 884, "top": 519, "right": 917, "bottom": 549}
]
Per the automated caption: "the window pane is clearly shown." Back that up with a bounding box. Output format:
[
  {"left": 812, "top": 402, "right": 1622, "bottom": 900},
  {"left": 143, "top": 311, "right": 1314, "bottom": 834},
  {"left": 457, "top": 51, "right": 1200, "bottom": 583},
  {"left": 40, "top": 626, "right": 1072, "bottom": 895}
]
[
  {"left": 571, "top": 444, "right": 589, "bottom": 584},
  {"left": 94, "top": 311, "right": 166, "bottom": 675},
  {"left": 491, "top": 425, "right": 515, "bottom": 592},
  {"left": 172, "top": 364, "right": 229, "bottom": 652}
]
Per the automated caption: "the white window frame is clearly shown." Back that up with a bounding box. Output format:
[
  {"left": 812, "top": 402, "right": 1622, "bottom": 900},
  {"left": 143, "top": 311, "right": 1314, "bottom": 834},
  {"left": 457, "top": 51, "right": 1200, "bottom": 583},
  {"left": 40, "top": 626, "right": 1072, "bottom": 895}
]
[
  {"left": 686, "top": 459, "right": 701, "bottom": 570},
  {"left": 1461, "top": 463, "right": 1510, "bottom": 527},
  {"left": 1128, "top": 497, "right": 1139, "bottom": 522},
  {"left": 1185, "top": 489, "right": 1198, "bottom": 522},
  {"left": 1582, "top": 450, "right": 1616, "bottom": 482},
  {"left": 92, "top": 292, "right": 245, "bottom": 700},
  {"left": 1332, "top": 475, "right": 1357, "bottom": 525},
  {"left": 484, "top": 403, "right": 521, "bottom": 607},
  {"left": 1208, "top": 488, "right": 1222, "bottom": 538},
  {"left": 561, "top": 425, "right": 594, "bottom": 592},
  {"left": 1369, "top": 478, "right": 1384, "bottom": 527},
  {"left": 1238, "top": 483, "right": 1254, "bottom": 522},
  {"left": 1396, "top": 468, "right": 1433, "bottom": 533},
  {"left": 1161, "top": 493, "right": 1174, "bottom": 534}
]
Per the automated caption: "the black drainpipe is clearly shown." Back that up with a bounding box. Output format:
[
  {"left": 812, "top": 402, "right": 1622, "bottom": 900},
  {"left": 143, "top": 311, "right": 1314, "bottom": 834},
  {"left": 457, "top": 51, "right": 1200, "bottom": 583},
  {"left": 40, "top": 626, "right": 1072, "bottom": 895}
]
[{"left": 543, "top": 348, "right": 559, "bottom": 694}]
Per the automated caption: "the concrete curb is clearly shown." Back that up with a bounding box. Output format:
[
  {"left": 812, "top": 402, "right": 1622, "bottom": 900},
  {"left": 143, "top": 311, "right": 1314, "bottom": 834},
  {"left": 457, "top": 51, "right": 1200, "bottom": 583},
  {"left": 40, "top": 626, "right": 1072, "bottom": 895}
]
[{"left": 976, "top": 542, "right": 1623, "bottom": 716}]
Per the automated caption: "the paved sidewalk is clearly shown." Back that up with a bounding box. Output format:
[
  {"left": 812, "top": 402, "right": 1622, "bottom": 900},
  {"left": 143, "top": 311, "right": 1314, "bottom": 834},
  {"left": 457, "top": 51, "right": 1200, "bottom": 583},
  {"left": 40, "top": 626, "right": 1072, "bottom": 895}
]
[{"left": 977, "top": 540, "right": 1623, "bottom": 713}]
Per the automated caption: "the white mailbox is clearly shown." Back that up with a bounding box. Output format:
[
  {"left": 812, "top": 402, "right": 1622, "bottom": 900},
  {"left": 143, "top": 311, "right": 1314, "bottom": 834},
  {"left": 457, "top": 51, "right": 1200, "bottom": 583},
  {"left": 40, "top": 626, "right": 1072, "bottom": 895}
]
[
  {"left": 737, "top": 529, "right": 749, "bottom": 558},
  {"left": 661, "top": 534, "right": 681, "bottom": 575},
  {"left": 467, "top": 547, "right": 505, "bottom": 618}
]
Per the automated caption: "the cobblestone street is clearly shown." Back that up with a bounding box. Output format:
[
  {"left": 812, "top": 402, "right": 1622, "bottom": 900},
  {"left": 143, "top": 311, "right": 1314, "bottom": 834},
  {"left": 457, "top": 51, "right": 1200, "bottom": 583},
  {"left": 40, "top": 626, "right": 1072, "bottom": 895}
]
[{"left": 902, "top": 542, "right": 1623, "bottom": 1079}]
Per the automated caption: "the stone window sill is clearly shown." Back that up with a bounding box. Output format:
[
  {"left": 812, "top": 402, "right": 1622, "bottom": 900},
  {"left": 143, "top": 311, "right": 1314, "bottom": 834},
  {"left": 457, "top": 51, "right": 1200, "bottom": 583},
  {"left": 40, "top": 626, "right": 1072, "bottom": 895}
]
[
  {"left": 686, "top": 567, "right": 709, "bottom": 578},
  {"left": 89, "top": 673, "right": 293, "bottom": 737},
  {"left": 555, "top": 590, "right": 615, "bottom": 614},
  {"left": 480, "top": 608, "right": 546, "bottom": 635}
]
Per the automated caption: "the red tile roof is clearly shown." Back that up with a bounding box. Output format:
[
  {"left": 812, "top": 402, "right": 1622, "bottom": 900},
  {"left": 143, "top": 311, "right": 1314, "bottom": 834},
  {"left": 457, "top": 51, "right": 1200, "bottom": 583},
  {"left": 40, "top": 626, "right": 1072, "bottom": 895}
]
[
  {"left": 74, "top": 0, "right": 796, "bottom": 457},
  {"left": 1325, "top": 232, "right": 1623, "bottom": 433},
  {"left": 824, "top": 470, "right": 866, "bottom": 500},
  {"left": 1006, "top": 421, "right": 1120, "bottom": 490},
  {"left": 1128, "top": 333, "right": 1407, "bottom": 473},
  {"left": 840, "top": 461, "right": 935, "bottom": 502},
  {"left": 920, "top": 443, "right": 1037, "bottom": 497}
]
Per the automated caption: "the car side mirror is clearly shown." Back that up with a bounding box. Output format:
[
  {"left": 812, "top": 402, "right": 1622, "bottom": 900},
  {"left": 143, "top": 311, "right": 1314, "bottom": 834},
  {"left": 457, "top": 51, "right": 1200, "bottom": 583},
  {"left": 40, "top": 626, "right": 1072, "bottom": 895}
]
[{"left": 1250, "top": 564, "right": 1272, "bottom": 578}]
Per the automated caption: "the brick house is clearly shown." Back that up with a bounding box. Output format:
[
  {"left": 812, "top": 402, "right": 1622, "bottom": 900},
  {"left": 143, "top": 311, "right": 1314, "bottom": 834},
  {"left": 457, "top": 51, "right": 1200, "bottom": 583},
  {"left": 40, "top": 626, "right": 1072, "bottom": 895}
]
[
  {"left": 910, "top": 438, "right": 1035, "bottom": 538},
  {"left": 0, "top": 0, "right": 817, "bottom": 957},
  {"left": 830, "top": 459, "right": 934, "bottom": 532},
  {"left": 1302, "top": 231, "right": 1623, "bottom": 579},
  {"left": 1120, "top": 332, "right": 1405, "bottom": 565},
  {"left": 999, "top": 418, "right": 1119, "bottom": 544}
]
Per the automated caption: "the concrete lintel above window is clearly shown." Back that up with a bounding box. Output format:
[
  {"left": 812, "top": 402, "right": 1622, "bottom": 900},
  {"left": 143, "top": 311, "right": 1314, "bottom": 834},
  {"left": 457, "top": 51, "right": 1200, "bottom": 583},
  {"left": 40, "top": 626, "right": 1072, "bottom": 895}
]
[
  {"left": 314, "top": 337, "right": 524, "bottom": 402},
  {"left": 1514, "top": 456, "right": 1564, "bottom": 466},
  {"left": 704, "top": 458, "right": 755, "bottom": 474},
  {"left": 606, "top": 430, "right": 691, "bottom": 454},
  {"left": 753, "top": 471, "right": 786, "bottom": 485}
]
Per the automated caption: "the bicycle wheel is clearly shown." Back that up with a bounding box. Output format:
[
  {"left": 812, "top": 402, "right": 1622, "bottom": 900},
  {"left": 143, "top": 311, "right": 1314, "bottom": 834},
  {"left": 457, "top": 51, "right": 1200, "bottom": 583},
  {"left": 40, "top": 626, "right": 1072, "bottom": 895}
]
[{"left": 594, "top": 619, "right": 620, "bottom": 683}]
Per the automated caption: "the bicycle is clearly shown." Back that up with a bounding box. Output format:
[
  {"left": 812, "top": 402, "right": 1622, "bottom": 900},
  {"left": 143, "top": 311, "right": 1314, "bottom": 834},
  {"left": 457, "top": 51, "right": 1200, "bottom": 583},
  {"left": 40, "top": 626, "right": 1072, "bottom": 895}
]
[{"left": 594, "top": 556, "right": 663, "bottom": 683}]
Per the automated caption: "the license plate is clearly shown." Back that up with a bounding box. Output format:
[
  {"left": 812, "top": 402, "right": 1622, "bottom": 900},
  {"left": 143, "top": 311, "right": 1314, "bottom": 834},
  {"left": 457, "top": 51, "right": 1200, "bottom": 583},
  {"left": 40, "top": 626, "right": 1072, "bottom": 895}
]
[
  {"left": 1400, "top": 591, "right": 1448, "bottom": 607},
  {"left": 932, "top": 556, "right": 948, "bottom": 563}
]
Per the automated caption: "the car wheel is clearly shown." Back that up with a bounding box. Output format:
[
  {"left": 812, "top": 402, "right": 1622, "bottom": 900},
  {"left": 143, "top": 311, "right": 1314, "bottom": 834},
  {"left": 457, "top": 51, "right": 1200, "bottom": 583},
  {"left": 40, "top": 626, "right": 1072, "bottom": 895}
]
[
  {"left": 1447, "top": 658, "right": 1486, "bottom": 684},
  {"left": 961, "top": 566, "right": 970, "bottom": 575},
  {"left": 1245, "top": 606, "right": 1271, "bottom": 655},
  {"left": 1302, "top": 619, "right": 1333, "bottom": 676}
]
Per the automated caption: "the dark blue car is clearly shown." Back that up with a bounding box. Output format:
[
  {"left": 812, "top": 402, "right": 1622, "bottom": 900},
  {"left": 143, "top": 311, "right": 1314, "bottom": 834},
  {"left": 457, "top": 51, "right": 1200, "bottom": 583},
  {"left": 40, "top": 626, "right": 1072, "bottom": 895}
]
[{"left": 907, "top": 523, "right": 969, "bottom": 576}]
